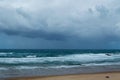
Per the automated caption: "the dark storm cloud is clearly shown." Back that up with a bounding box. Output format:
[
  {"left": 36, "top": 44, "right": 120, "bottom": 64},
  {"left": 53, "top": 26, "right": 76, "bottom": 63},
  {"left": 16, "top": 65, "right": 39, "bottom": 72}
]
[
  {"left": 0, "top": 26, "right": 67, "bottom": 40},
  {"left": 0, "top": 0, "right": 120, "bottom": 48},
  {"left": 0, "top": 6, "right": 68, "bottom": 40}
]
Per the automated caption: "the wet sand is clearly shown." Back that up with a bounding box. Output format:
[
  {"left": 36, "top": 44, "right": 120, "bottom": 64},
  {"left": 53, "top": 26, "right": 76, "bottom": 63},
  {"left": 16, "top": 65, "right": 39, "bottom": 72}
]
[{"left": 8, "top": 72, "right": 120, "bottom": 80}]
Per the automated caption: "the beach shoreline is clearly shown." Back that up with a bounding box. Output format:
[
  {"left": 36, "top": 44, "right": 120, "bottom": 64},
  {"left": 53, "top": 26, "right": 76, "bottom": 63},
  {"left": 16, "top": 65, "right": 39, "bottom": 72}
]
[
  {"left": 7, "top": 71, "right": 120, "bottom": 80},
  {"left": 0, "top": 65, "right": 119, "bottom": 80}
]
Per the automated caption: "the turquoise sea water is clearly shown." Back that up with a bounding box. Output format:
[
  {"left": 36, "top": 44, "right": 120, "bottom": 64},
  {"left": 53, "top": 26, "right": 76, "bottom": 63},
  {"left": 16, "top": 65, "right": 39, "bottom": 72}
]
[{"left": 0, "top": 49, "right": 120, "bottom": 69}]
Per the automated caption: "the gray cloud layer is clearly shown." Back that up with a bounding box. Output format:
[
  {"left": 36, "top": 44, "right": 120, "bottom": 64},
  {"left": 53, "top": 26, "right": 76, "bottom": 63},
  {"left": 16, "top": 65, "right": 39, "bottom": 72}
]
[{"left": 0, "top": 0, "right": 120, "bottom": 48}]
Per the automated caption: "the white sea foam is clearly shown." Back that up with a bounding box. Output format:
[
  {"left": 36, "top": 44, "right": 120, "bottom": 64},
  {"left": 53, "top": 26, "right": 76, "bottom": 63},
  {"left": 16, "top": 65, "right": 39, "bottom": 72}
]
[
  {"left": 8, "top": 65, "right": 80, "bottom": 70},
  {"left": 0, "top": 53, "right": 119, "bottom": 64},
  {"left": 26, "top": 55, "right": 37, "bottom": 58},
  {"left": 0, "top": 52, "right": 13, "bottom": 55},
  {"left": 0, "top": 53, "right": 120, "bottom": 70},
  {"left": 84, "top": 62, "right": 120, "bottom": 66},
  {"left": 17, "top": 66, "right": 39, "bottom": 69}
]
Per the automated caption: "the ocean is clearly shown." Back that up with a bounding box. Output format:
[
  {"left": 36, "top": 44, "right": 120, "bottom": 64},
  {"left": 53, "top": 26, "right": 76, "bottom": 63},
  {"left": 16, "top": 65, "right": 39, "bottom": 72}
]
[{"left": 0, "top": 49, "right": 120, "bottom": 78}]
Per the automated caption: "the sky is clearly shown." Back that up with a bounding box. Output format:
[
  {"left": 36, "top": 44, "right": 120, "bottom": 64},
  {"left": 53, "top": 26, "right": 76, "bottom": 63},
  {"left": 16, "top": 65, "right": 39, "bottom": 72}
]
[{"left": 0, "top": 0, "right": 120, "bottom": 49}]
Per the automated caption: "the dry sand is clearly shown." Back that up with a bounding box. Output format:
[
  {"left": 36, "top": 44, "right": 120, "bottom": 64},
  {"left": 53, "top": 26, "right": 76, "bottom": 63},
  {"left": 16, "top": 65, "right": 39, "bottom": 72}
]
[{"left": 7, "top": 72, "right": 120, "bottom": 80}]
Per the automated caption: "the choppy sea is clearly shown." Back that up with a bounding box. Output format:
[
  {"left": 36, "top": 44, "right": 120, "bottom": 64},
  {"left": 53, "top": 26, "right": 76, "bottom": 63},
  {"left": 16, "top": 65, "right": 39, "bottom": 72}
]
[
  {"left": 0, "top": 49, "right": 120, "bottom": 79},
  {"left": 0, "top": 49, "right": 120, "bottom": 69}
]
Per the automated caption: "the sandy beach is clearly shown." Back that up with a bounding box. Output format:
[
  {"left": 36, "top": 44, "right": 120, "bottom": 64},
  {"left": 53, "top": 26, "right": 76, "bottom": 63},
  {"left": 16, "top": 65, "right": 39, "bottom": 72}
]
[{"left": 8, "top": 72, "right": 120, "bottom": 80}]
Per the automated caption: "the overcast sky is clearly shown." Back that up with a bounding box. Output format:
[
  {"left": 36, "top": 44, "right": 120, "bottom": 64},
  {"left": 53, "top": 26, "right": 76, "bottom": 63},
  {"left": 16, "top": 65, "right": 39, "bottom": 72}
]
[{"left": 0, "top": 0, "right": 120, "bottom": 49}]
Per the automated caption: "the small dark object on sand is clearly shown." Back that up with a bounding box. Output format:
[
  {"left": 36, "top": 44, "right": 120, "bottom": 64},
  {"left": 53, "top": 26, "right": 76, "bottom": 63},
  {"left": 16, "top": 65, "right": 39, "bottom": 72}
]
[{"left": 105, "top": 76, "right": 110, "bottom": 78}]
